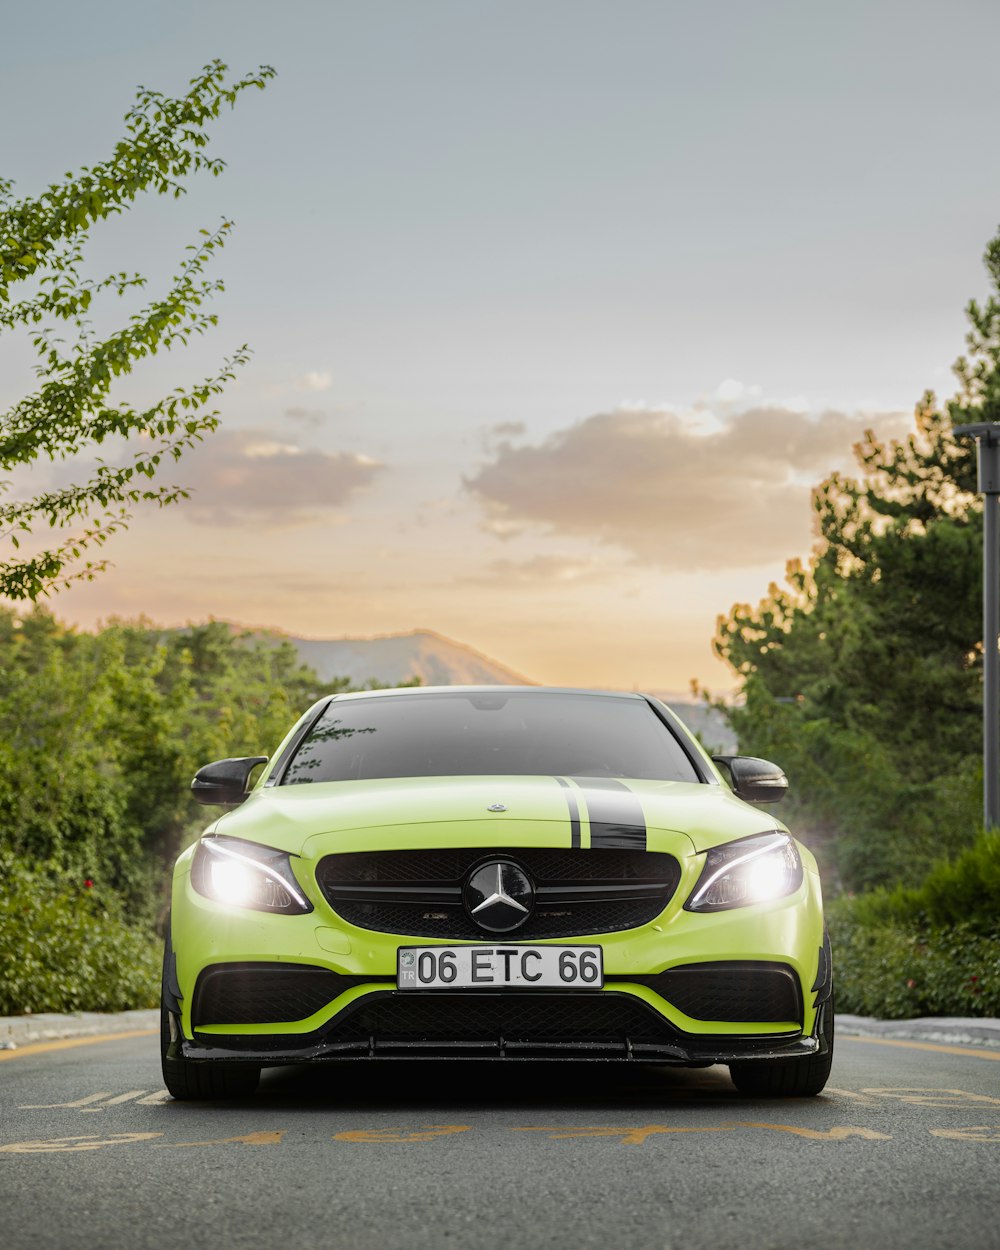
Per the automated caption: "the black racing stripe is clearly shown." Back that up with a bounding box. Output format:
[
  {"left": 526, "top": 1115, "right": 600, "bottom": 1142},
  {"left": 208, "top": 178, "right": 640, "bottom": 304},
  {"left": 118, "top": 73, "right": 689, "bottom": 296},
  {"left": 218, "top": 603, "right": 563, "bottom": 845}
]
[
  {"left": 572, "top": 777, "right": 646, "bottom": 850},
  {"left": 556, "top": 777, "right": 581, "bottom": 848}
]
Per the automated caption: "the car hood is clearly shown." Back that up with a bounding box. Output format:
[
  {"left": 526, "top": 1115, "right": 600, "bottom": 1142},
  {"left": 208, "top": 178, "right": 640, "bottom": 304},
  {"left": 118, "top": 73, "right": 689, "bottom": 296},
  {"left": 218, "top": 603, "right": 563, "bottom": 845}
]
[{"left": 210, "top": 774, "right": 786, "bottom": 859}]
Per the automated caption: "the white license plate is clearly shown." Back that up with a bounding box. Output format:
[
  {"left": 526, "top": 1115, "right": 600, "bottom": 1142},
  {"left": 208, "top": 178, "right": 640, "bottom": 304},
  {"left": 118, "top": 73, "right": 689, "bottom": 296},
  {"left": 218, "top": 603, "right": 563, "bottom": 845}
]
[{"left": 397, "top": 945, "right": 603, "bottom": 990}]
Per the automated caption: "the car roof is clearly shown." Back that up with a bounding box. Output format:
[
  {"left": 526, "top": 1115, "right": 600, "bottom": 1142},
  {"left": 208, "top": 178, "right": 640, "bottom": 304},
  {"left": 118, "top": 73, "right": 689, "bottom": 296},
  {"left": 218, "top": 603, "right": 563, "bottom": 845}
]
[{"left": 328, "top": 685, "right": 651, "bottom": 703}]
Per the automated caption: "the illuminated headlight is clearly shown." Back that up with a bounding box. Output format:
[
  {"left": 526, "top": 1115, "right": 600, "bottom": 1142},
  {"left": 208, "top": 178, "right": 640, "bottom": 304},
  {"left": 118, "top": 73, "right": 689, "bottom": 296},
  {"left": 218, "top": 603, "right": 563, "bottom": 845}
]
[
  {"left": 191, "top": 837, "right": 312, "bottom": 915},
  {"left": 685, "top": 832, "right": 803, "bottom": 912}
]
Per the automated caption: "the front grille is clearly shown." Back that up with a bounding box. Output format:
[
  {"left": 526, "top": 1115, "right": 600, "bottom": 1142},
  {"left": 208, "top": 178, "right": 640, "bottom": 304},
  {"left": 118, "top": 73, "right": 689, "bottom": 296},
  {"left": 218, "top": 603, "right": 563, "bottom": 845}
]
[
  {"left": 323, "top": 991, "right": 678, "bottom": 1047},
  {"left": 638, "top": 962, "right": 802, "bottom": 1024},
  {"left": 192, "top": 963, "right": 366, "bottom": 1026},
  {"left": 316, "top": 847, "right": 681, "bottom": 940},
  {"left": 322, "top": 847, "right": 669, "bottom": 883}
]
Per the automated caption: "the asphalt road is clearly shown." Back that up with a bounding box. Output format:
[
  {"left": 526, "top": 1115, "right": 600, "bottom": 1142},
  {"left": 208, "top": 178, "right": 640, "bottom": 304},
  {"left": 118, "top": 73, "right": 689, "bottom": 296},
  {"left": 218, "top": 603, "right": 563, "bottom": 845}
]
[{"left": 2, "top": 1031, "right": 999, "bottom": 1250}]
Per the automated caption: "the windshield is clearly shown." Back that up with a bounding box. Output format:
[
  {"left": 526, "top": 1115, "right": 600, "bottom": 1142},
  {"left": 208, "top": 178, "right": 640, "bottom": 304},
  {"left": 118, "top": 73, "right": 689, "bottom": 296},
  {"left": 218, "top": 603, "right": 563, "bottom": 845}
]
[{"left": 280, "top": 692, "right": 700, "bottom": 784}]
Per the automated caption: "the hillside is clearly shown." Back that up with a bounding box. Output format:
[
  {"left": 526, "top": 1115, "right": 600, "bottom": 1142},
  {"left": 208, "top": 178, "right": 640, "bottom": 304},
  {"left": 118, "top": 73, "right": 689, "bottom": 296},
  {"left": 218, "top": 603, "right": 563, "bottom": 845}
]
[
  {"left": 288, "top": 629, "right": 536, "bottom": 688},
  {"left": 654, "top": 698, "right": 737, "bottom": 754},
  {"left": 282, "top": 630, "right": 736, "bottom": 749}
]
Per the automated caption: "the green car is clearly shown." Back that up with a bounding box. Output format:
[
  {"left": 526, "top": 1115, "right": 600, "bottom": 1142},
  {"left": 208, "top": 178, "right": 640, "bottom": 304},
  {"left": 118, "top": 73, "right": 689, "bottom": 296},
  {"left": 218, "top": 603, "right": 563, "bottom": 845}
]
[{"left": 162, "top": 687, "right": 833, "bottom": 1099}]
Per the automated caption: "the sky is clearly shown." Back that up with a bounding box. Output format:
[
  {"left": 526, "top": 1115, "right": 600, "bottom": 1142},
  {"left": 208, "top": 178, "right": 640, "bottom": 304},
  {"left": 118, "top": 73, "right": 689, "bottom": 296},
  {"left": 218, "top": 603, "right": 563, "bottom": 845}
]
[{"left": 3, "top": 0, "right": 1000, "bottom": 693}]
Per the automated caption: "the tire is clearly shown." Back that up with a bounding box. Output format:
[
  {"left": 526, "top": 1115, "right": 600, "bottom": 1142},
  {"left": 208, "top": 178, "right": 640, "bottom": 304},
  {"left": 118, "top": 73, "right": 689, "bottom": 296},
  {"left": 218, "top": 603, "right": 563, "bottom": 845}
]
[
  {"left": 728, "top": 993, "right": 835, "bottom": 1098},
  {"left": 160, "top": 934, "right": 260, "bottom": 1101}
]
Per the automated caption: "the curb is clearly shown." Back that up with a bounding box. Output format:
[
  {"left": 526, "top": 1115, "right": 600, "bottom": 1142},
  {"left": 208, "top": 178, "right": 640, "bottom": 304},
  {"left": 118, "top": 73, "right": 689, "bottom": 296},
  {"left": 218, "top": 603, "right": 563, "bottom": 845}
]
[
  {"left": 836, "top": 1013, "right": 1000, "bottom": 1049},
  {"left": 0, "top": 1009, "right": 159, "bottom": 1051}
]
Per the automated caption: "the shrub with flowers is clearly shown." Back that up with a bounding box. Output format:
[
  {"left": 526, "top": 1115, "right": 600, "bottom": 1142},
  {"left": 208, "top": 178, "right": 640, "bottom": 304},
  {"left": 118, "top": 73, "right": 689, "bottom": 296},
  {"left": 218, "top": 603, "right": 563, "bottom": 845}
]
[
  {"left": 0, "top": 857, "right": 160, "bottom": 1015},
  {"left": 828, "top": 908, "right": 1000, "bottom": 1018}
]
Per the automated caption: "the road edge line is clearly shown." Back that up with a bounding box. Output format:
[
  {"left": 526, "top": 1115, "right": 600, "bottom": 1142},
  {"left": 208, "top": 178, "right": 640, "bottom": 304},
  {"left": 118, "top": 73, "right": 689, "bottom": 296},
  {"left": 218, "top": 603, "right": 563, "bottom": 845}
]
[
  {"left": 0, "top": 1030, "right": 157, "bottom": 1061},
  {"left": 840, "top": 1035, "right": 1000, "bottom": 1060}
]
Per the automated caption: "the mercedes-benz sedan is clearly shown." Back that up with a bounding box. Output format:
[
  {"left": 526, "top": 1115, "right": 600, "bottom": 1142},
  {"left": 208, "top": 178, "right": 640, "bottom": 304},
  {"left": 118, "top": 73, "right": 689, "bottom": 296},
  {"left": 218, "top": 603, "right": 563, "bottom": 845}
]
[{"left": 161, "top": 687, "right": 833, "bottom": 1099}]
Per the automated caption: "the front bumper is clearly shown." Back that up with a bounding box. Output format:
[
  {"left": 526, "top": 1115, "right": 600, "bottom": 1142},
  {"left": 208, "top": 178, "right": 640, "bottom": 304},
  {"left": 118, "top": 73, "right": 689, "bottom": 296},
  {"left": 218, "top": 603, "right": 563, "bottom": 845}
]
[
  {"left": 169, "top": 839, "right": 827, "bottom": 1065},
  {"left": 172, "top": 991, "right": 828, "bottom": 1066}
]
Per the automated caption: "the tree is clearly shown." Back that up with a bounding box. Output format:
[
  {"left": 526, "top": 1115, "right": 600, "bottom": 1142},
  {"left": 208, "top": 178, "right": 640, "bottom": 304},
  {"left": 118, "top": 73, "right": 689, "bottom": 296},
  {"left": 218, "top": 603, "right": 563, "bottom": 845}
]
[
  {"left": 714, "top": 225, "right": 1000, "bottom": 891},
  {"left": 0, "top": 59, "right": 275, "bottom": 601},
  {"left": 0, "top": 610, "right": 347, "bottom": 908}
]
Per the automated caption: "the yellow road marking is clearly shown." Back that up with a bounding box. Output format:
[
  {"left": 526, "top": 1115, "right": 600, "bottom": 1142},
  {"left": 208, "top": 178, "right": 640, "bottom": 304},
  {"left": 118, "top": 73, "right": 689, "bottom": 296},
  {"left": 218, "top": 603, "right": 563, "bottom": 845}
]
[
  {"left": 155, "top": 1131, "right": 285, "bottom": 1148},
  {"left": 725, "top": 1122, "right": 891, "bottom": 1141},
  {"left": 841, "top": 1036, "right": 1000, "bottom": 1061},
  {"left": 0, "top": 1132, "right": 162, "bottom": 1154},
  {"left": 3, "top": 1122, "right": 997, "bottom": 1152},
  {"left": 80, "top": 1090, "right": 146, "bottom": 1111},
  {"left": 515, "top": 1122, "right": 890, "bottom": 1145},
  {"left": 929, "top": 1125, "right": 1000, "bottom": 1142},
  {"left": 136, "top": 1091, "right": 172, "bottom": 1105},
  {"left": 21, "top": 1089, "right": 169, "bottom": 1112},
  {"left": 824, "top": 1087, "right": 879, "bottom": 1106},
  {"left": 514, "top": 1125, "right": 730, "bottom": 1145},
  {"left": 334, "top": 1125, "right": 471, "bottom": 1143},
  {"left": 20, "top": 1092, "right": 114, "bottom": 1109},
  {"left": 860, "top": 1087, "right": 1000, "bottom": 1108},
  {"left": 0, "top": 1029, "right": 156, "bottom": 1061}
]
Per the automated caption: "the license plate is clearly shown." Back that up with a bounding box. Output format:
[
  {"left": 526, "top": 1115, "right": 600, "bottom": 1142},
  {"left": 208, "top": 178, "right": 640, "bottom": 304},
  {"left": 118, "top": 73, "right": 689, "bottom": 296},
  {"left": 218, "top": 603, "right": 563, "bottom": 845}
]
[{"left": 397, "top": 945, "right": 603, "bottom": 990}]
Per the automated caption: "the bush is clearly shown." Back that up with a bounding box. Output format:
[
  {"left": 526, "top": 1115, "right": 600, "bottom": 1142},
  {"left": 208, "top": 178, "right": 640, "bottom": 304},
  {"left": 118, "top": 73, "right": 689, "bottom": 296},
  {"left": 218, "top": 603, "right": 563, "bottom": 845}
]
[
  {"left": 0, "top": 857, "right": 160, "bottom": 1015},
  {"left": 823, "top": 830, "right": 1000, "bottom": 1019},
  {"left": 828, "top": 901, "right": 1000, "bottom": 1018},
  {"left": 845, "top": 829, "right": 1000, "bottom": 934}
]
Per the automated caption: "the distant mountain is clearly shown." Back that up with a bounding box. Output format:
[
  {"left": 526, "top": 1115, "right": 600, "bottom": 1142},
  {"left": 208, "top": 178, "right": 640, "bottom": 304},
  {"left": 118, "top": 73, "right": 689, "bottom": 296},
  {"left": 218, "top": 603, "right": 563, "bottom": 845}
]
[
  {"left": 229, "top": 621, "right": 739, "bottom": 750},
  {"left": 281, "top": 630, "right": 737, "bottom": 749},
  {"left": 655, "top": 698, "right": 738, "bottom": 754},
  {"left": 287, "top": 629, "right": 537, "bottom": 688}
]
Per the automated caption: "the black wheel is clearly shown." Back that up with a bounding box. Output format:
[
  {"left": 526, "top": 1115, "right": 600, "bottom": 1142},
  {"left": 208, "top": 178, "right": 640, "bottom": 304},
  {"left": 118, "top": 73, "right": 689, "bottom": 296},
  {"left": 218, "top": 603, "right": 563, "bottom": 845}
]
[
  {"left": 728, "top": 993, "right": 835, "bottom": 1098},
  {"left": 160, "top": 933, "right": 260, "bottom": 1101}
]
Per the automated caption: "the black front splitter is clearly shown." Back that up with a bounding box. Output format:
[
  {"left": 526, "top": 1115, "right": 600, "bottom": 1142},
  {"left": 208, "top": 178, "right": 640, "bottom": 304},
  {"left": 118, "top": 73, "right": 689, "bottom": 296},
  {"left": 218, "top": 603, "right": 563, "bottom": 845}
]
[{"left": 179, "top": 1034, "right": 818, "bottom": 1066}]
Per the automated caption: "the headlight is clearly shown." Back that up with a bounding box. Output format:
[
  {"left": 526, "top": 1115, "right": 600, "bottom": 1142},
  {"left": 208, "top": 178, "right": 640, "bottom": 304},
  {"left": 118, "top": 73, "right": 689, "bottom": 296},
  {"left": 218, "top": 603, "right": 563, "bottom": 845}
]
[
  {"left": 685, "top": 832, "right": 802, "bottom": 912},
  {"left": 191, "top": 836, "right": 312, "bottom": 915}
]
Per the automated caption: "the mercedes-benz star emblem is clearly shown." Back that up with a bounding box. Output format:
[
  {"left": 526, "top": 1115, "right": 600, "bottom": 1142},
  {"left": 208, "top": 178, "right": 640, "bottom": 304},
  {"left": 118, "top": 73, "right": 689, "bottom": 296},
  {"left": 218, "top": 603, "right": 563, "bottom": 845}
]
[
  {"left": 487, "top": 803, "right": 507, "bottom": 812},
  {"left": 464, "top": 860, "right": 534, "bottom": 933}
]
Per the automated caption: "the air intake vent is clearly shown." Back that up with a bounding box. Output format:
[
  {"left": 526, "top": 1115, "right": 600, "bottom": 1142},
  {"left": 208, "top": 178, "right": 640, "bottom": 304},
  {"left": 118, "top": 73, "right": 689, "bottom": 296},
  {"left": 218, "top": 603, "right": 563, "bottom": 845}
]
[
  {"left": 639, "top": 962, "right": 802, "bottom": 1024},
  {"left": 192, "top": 963, "right": 366, "bottom": 1027}
]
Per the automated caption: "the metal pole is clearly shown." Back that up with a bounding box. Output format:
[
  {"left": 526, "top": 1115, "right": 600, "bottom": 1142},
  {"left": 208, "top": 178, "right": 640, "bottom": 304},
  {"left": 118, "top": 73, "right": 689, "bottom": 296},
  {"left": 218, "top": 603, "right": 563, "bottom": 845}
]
[
  {"left": 954, "top": 422, "right": 1000, "bottom": 830},
  {"left": 985, "top": 489, "right": 1000, "bottom": 829}
]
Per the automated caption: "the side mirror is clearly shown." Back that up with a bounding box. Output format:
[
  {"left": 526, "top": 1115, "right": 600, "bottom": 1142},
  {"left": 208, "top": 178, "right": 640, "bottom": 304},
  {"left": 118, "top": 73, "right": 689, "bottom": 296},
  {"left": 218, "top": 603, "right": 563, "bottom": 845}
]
[
  {"left": 712, "top": 755, "right": 788, "bottom": 805},
  {"left": 191, "top": 756, "right": 269, "bottom": 807}
]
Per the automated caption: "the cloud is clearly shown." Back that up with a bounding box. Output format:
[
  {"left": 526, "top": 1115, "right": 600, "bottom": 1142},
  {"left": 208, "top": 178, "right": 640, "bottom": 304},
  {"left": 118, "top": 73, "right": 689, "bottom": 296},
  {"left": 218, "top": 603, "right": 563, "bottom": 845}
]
[
  {"left": 242, "top": 439, "right": 302, "bottom": 459},
  {"left": 466, "top": 404, "right": 911, "bottom": 571},
  {"left": 284, "top": 406, "right": 328, "bottom": 427},
  {"left": 699, "top": 378, "right": 765, "bottom": 410},
  {"left": 481, "top": 419, "right": 528, "bottom": 454},
  {"left": 491, "top": 421, "right": 527, "bottom": 438},
  {"left": 298, "top": 370, "right": 333, "bottom": 392},
  {"left": 458, "top": 555, "right": 610, "bottom": 587},
  {"left": 177, "top": 429, "right": 384, "bottom": 528}
]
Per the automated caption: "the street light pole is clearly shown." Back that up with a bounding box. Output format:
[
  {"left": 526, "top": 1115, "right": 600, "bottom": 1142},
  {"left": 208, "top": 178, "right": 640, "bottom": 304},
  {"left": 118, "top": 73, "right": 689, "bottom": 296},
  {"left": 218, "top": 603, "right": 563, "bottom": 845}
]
[{"left": 954, "top": 422, "right": 1000, "bottom": 830}]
